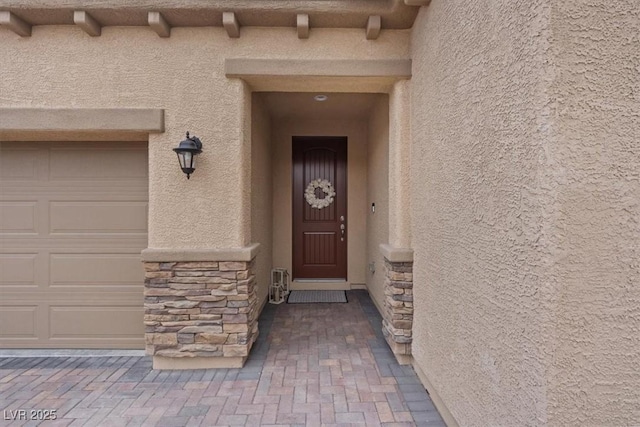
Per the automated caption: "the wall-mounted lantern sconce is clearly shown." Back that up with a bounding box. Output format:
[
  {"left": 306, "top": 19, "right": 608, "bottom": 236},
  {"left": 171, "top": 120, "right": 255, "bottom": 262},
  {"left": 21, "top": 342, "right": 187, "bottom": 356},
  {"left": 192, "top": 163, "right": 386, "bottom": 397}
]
[{"left": 173, "top": 132, "right": 203, "bottom": 179}]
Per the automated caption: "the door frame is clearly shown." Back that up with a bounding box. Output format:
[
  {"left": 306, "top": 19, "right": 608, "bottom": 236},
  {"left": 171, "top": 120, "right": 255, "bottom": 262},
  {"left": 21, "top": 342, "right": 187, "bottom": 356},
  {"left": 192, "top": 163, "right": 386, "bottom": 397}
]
[{"left": 292, "top": 136, "right": 348, "bottom": 280}]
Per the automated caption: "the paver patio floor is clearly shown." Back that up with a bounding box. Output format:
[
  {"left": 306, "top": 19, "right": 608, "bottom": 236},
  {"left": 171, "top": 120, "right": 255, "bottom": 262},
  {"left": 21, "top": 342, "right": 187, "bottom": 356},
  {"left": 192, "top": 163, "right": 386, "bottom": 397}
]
[{"left": 0, "top": 290, "right": 444, "bottom": 426}]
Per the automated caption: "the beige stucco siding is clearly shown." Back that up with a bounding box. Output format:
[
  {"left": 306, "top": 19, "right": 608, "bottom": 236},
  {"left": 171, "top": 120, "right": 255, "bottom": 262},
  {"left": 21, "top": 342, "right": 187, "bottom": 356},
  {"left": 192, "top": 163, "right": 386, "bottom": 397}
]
[
  {"left": 0, "top": 26, "right": 409, "bottom": 249},
  {"left": 409, "top": 1, "right": 552, "bottom": 425},
  {"left": 546, "top": 1, "right": 640, "bottom": 425},
  {"left": 410, "top": 0, "right": 640, "bottom": 425},
  {"left": 366, "top": 96, "right": 390, "bottom": 310},
  {"left": 388, "top": 80, "right": 411, "bottom": 248},
  {"left": 250, "top": 94, "right": 273, "bottom": 308}
]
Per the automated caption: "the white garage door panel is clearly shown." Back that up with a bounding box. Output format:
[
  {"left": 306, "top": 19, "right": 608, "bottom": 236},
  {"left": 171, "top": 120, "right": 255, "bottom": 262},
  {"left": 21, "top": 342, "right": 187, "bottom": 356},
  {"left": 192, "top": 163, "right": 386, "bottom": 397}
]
[
  {"left": 0, "top": 306, "right": 38, "bottom": 338},
  {"left": 50, "top": 201, "right": 148, "bottom": 234},
  {"left": 0, "top": 254, "right": 38, "bottom": 285},
  {"left": 50, "top": 147, "right": 148, "bottom": 180},
  {"left": 0, "top": 202, "right": 38, "bottom": 233},
  {"left": 0, "top": 141, "right": 148, "bottom": 349},
  {"left": 50, "top": 306, "right": 144, "bottom": 339},
  {"left": 50, "top": 254, "right": 143, "bottom": 286},
  {"left": 0, "top": 148, "right": 39, "bottom": 180}
]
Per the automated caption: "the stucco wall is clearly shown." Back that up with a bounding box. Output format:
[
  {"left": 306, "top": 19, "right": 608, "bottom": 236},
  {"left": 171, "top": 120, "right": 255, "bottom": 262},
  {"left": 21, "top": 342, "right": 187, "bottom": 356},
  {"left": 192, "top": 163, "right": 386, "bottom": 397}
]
[
  {"left": 546, "top": 1, "right": 640, "bottom": 425},
  {"left": 271, "top": 118, "right": 368, "bottom": 285},
  {"left": 250, "top": 94, "right": 273, "bottom": 308},
  {"left": 388, "top": 80, "right": 412, "bottom": 248},
  {"left": 410, "top": 1, "right": 552, "bottom": 425},
  {"left": 0, "top": 26, "right": 409, "bottom": 249},
  {"left": 366, "top": 96, "right": 390, "bottom": 310},
  {"left": 410, "top": 1, "right": 640, "bottom": 426}
]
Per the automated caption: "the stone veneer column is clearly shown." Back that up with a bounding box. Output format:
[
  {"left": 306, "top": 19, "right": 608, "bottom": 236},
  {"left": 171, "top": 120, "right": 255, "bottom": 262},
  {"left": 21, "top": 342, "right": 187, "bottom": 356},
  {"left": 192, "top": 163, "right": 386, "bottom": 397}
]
[
  {"left": 141, "top": 246, "right": 260, "bottom": 369},
  {"left": 380, "top": 244, "right": 413, "bottom": 365}
]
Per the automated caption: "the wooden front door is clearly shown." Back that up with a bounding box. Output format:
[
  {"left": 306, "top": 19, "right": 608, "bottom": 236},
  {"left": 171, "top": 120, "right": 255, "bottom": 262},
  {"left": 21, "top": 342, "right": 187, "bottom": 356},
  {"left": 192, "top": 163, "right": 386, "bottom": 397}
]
[{"left": 293, "top": 137, "right": 347, "bottom": 280}]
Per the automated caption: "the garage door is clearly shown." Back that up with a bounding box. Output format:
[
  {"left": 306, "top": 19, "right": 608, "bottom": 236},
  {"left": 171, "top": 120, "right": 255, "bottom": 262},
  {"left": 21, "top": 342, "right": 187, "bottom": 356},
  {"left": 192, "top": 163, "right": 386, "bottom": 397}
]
[{"left": 0, "top": 141, "right": 148, "bottom": 349}]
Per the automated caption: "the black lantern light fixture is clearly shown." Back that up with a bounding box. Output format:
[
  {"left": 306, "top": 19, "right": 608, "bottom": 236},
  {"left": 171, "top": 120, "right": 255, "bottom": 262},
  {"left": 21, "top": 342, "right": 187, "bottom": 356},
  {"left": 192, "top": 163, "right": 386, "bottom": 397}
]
[{"left": 173, "top": 132, "right": 203, "bottom": 179}]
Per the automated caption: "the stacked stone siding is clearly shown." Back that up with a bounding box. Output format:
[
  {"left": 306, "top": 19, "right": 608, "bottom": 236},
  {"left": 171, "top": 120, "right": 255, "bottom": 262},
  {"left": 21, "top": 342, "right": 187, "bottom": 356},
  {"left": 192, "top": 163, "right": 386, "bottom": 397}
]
[
  {"left": 143, "top": 260, "right": 258, "bottom": 361},
  {"left": 382, "top": 259, "right": 413, "bottom": 357}
]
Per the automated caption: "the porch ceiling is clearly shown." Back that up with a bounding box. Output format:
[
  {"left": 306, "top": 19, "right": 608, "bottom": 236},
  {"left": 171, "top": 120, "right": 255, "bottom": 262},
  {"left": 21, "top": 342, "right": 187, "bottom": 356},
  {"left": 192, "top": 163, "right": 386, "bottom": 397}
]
[
  {"left": 260, "top": 92, "right": 383, "bottom": 120},
  {"left": 0, "top": 0, "right": 420, "bottom": 29}
]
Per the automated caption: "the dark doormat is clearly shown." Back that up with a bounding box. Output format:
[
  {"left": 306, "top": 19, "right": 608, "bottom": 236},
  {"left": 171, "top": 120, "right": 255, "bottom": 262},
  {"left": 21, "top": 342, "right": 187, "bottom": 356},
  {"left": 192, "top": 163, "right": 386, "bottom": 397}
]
[{"left": 287, "top": 290, "right": 348, "bottom": 304}]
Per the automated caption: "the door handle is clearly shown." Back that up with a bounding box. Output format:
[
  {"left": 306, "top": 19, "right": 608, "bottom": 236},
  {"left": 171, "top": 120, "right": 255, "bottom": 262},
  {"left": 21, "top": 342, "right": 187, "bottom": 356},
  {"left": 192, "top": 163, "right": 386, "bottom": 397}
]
[{"left": 340, "top": 223, "right": 345, "bottom": 236}]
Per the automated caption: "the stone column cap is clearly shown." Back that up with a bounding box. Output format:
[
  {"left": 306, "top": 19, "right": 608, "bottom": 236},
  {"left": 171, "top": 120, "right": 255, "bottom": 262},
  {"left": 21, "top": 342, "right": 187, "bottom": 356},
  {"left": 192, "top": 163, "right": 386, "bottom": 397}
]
[
  {"left": 379, "top": 243, "right": 413, "bottom": 262},
  {"left": 142, "top": 243, "right": 260, "bottom": 262}
]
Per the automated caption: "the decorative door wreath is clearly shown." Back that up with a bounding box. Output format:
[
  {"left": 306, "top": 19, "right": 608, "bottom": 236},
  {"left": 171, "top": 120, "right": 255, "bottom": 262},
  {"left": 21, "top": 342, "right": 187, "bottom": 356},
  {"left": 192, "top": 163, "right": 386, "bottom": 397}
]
[{"left": 304, "top": 179, "right": 336, "bottom": 209}]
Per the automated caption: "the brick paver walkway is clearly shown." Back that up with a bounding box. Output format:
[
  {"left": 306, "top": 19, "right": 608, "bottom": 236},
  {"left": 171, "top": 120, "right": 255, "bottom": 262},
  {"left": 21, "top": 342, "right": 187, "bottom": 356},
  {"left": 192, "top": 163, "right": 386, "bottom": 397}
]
[{"left": 0, "top": 291, "right": 444, "bottom": 426}]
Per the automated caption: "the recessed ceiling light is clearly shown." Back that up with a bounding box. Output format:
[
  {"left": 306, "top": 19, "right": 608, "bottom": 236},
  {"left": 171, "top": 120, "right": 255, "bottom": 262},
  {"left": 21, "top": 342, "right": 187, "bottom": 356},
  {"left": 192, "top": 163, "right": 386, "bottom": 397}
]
[{"left": 314, "top": 94, "right": 328, "bottom": 102}]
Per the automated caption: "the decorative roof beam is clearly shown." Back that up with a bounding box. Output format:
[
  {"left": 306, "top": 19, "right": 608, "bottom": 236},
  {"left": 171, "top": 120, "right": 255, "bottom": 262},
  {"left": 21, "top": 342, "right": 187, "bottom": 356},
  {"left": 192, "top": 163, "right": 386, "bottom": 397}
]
[
  {"left": 73, "top": 11, "right": 101, "bottom": 36},
  {"left": 148, "top": 11, "right": 170, "bottom": 38},
  {"left": 223, "top": 11, "right": 240, "bottom": 38},
  {"left": 366, "top": 15, "right": 381, "bottom": 40},
  {"left": 0, "top": 11, "right": 31, "bottom": 37},
  {"left": 0, "top": 1, "right": 421, "bottom": 29},
  {"left": 297, "top": 13, "right": 309, "bottom": 39},
  {"left": 404, "top": 0, "right": 430, "bottom": 5}
]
